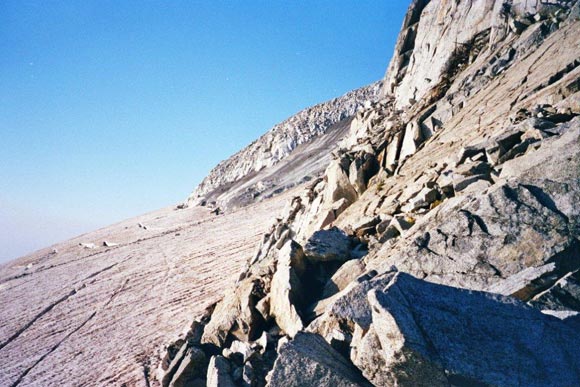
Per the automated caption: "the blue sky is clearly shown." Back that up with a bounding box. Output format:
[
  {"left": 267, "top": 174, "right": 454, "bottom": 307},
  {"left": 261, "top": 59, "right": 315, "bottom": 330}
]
[{"left": 0, "top": 1, "right": 409, "bottom": 262}]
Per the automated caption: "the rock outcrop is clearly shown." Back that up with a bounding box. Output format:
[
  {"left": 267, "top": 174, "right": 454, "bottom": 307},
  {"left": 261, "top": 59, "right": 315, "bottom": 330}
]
[
  {"left": 157, "top": 1, "right": 580, "bottom": 386},
  {"left": 188, "top": 82, "right": 382, "bottom": 209},
  {"left": 3, "top": 0, "right": 580, "bottom": 386}
]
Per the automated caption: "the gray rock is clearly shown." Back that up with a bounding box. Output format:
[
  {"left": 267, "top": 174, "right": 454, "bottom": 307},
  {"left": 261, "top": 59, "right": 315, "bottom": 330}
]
[
  {"left": 369, "top": 134, "right": 580, "bottom": 291},
  {"left": 487, "top": 263, "right": 558, "bottom": 299},
  {"left": 304, "top": 227, "right": 351, "bottom": 262},
  {"left": 320, "top": 259, "right": 366, "bottom": 300},
  {"left": 309, "top": 271, "right": 397, "bottom": 340},
  {"left": 384, "top": 131, "right": 403, "bottom": 173},
  {"left": 324, "top": 160, "right": 358, "bottom": 205},
  {"left": 355, "top": 272, "right": 580, "bottom": 387},
  {"left": 168, "top": 346, "right": 206, "bottom": 387},
  {"left": 160, "top": 340, "right": 189, "bottom": 387},
  {"left": 348, "top": 152, "right": 379, "bottom": 195},
  {"left": 532, "top": 269, "right": 580, "bottom": 312},
  {"left": 453, "top": 173, "right": 488, "bottom": 193},
  {"left": 266, "top": 332, "right": 371, "bottom": 387},
  {"left": 460, "top": 178, "right": 491, "bottom": 195},
  {"left": 269, "top": 239, "right": 305, "bottom": 336},
  {"left": 242, "top": 362, "right": 256, "bottom": 387},
  {"left": 399, "top": 120, "right": 423, "bottom": 160},
  {"left": 401, "top": 186, "right": 439, "bottom": 212},
  {"left": 207, "top": 356, "right": 236, "bottom": 387},
  {"left": 202, "top": 278, "right": 265, "bottom": 346},
  {"left": 389, "top": 214, "right": 415, "bottom": 234},
  {"left": 377, "top": 224, "right": 400, "bottom": 243}
]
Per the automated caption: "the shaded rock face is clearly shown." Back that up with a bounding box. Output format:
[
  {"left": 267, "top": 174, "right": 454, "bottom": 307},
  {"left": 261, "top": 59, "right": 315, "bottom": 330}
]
[
  {"left": 267, "top": 332, "right": 370, "bottom": 387},
  {"left": 356, "top": 272, "right": 580, "bottom": 387}
]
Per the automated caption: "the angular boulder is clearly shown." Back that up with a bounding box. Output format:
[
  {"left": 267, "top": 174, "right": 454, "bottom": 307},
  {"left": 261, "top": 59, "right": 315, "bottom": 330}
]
[
  {"left": 304, "top": 227, "right": 352, "bottom": 262},
  {"left": 266, "top": 332, "right": 371, "bottom": 387},
  {"left": 202, "top": 278, "right": 265, "bottom": 346},
  {"left": 269, "top": 240, "right": 305, "bottom": 336},
  {"left": 324, "top": 160, "right": 358, "bottom": 205},
  {"left": 353, "top": 272, "right": 580, "bottom": 387},
  {"left": 207, "top": 356, "right": 236, "bottom": 387}
]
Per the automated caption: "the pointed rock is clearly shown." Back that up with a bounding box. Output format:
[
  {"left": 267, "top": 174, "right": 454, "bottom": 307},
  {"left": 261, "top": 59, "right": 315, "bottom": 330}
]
[{"left": 266, "top": 332, "right": 371, "bottom": 387}]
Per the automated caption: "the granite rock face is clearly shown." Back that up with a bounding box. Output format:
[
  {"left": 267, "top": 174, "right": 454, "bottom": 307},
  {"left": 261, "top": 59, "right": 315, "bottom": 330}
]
[
  {"left": 3, "top": 0, "right": 580, "bottom": 386},
  {"left": 353, "top": 272, "right": 580, "bottom": 387},
  {"left": 267, "top": 332, "right": 370, "bottom": 387},
  {"left": 156, "top": 1, "right": 580, "bottom": 386},
  {"left": 188, "top": 82, "right": 382, "bottom": 209}
]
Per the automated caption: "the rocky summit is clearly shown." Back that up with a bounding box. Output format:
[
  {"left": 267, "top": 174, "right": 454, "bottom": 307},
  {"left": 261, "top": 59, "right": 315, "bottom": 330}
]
[{"left": 2, "top": 0, "right": 580, "bottom": 386}]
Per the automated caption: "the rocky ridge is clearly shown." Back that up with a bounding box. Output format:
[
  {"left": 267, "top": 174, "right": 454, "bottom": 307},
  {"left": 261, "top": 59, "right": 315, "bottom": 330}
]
[
  {"left": 158, "top": 1, "right": 580, "bottom": 386},
  {"left": 188, "top": 82, "right": 382, "bottom": 209}
]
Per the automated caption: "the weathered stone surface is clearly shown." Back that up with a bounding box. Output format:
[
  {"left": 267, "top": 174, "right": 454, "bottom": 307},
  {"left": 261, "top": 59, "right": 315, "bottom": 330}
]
[
  {"left": 349, "top": 152, "right": 379, "bottom": 195},
  {"left": 532, "top": 270, "right": 580, "bottom": 312},
  {"left": 168, "top": 346, "right": 206, "bottom": 387},
  {"left": 207, "top": 356, "right": 236, "bottom": 387},
  {"left": 355, "top": 272, "right": 580, "bottom": 387},
  {"left": 202, "top": 278, "right": 265, "bottom": 346},
  {"left": 309, "top": 271, "right": 396, "bottom": 339},
  {"left": 266, "top": 332, "right": 370, "bottom": 387},
  {"left": 304, "top": 227, "right": 352, "bottom": 262},
  {"left": 0, "top": 196, "right": 292, "bottom": 387},
  {"left": 401, "top": 186, "right": 439, "bottom": 212},
  {"left": 368, "top": 121, "right": 580, "bottom": 291},
  {"left": 324, "top": 160, "right": 358, "bottom": 205},
  {"left": 399, "top": 120, "right": 422, "bottom": 160},
  {"left": 269, "top": 241, "right": 305, "bottom": 337},
  {"left": 320, "top": 259, "right": 366, "bottom": 300}
]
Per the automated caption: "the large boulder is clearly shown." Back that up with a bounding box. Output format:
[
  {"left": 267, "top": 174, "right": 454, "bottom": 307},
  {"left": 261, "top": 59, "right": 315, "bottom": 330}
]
[
  {"left": 304, "top": 227, "right": 352, "bottom": 262},
  {"left": 206, "top": 356, "right": 236, "bottom": 387},
  {"left": 167, "top": 346, "right": 207, "bottom": 387},
  {"left": 352, "top": 272, "right": 580, "bottom": 387},
  {"left": 269, "top": 240, "right": 305, "bottom": 336},
  {"left": 202, "top": 278, "right": 265, "bottom": 347},
  {"left": 324, "top": 160, "right": 358, "bottom": 205},
  {"left": 266, "top": 332, "right": 371, "bottom": 387}
]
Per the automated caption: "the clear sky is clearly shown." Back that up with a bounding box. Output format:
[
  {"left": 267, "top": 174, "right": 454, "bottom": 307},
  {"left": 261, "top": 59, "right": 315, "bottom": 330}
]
[{"left": 0, "top": 1, "right": 409, "bottom": 263}]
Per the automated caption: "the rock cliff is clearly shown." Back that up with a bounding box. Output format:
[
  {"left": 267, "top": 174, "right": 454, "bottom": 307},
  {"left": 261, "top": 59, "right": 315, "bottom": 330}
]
[
  {"left": 2, "top": 1, "right": 580, "bottom": 386},
  {"left": 157, "top": 1, "right": 580, "bottom": 386}
]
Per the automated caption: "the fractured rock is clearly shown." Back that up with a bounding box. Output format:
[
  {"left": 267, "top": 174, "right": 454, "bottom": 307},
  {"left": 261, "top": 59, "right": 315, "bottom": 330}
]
[
  {"left": 168, "top": 346, "right": 207, "bottom": 387},
  {"left": 399, "top": 120, "right": 423, "bottom": 161},
  {"left": 207, "top": 356, "right": 236, "bottom": 387},
  {"left": 266, "top": 332, "right": 371, "bottom": 387},
  {"left": 202, "top": 278, "right": 265, "bottom": 347},
  {"left": 324, "top": 160, "right": 358, "bottom": 205},
  {"left": 320, "top": 259, "right": 366, "bottom": 300},
  {"left": 401, "top": 186, "right": 439, "bottom": 212},
  {"left": 354, "top": 272, "right": 580, "bottom": 387},
  {"left": 269, "top": 240, "right": 305, "bottom": 336},
  {"left": 348, "top": 152, "right": 379, "bottom": 195},
  {"left": 532, "top": 269, "right": 580, "bottom": 312},
  {"left": 304, "top": 227, "right": 352, "bottom": 262}
]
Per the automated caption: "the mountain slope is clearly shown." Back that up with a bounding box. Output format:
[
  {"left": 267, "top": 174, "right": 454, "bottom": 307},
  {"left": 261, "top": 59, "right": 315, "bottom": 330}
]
[
  {"left": 0, "top": 192, "right": 294, "bottom": 386},
  {"left": 155, "top": 1, "right": 580, "bottom": 386},
  {"left": 188, "top": 82, "right": 382, "bottom": 209},
  {"left": 2, "top": 1, "right": 580, "bottom": 386}
]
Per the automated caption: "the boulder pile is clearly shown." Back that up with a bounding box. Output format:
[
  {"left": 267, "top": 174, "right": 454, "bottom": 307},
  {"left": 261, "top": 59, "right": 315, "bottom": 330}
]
[{"left": 159, "top": 0, "right": 580, "bottom": 385}]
